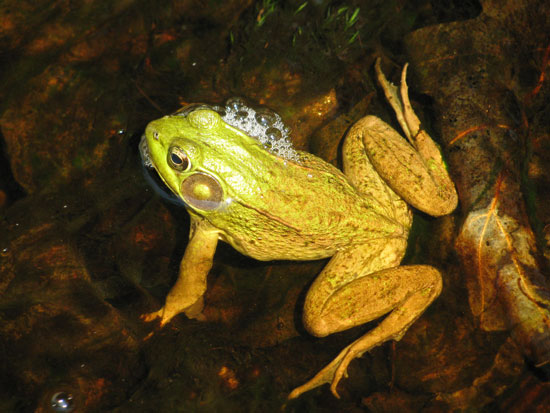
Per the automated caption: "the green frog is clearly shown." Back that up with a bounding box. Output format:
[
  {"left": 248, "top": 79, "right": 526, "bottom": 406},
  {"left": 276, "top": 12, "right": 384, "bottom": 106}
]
[{"left": 140, "top": 59, "right": 458, "bottom": 398}]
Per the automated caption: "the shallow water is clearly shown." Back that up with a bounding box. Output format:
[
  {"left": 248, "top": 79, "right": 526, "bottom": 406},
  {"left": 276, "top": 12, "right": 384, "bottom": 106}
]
[{"left": 2, "top": 0, "right": 550, "bottom": 412}]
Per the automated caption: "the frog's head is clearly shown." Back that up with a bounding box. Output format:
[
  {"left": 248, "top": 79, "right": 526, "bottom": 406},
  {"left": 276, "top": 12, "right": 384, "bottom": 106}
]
[{"left": 140, "top": 100, "right": 298, "bottom": 215}]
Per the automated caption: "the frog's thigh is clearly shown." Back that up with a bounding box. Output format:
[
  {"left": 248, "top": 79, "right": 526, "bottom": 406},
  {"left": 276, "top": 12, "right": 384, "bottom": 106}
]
[
  {"left": 345, "top": 116, "right": 456, "bottom": 217},
  {"left": 303, "top": 242, "right": 442, "bottom": 339},
  {"left": 291, "top": 255, "right": 442, "bottom": 399},
  {"left": 342, "top": 121, "right": 411, "bottom": 225}
]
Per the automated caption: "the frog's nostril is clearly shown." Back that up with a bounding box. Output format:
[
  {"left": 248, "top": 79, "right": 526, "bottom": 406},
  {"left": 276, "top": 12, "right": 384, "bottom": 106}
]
[{"left": 145, "top": 123, "right": 160, "bottom": 141}]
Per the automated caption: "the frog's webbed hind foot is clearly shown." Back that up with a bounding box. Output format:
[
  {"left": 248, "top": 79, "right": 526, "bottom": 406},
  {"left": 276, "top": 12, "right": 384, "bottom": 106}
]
[
  {"left": 288, "top": 341, "right": 352, "bottom": 399},
  {"left": 289, "top": 264, "right": 443, "bottom": 399}
]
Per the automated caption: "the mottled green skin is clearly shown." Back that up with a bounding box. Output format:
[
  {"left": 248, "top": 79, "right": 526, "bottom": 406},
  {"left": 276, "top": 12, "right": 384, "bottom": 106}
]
[{"left": 145, "top": 109, "right": 405, "bottom": 262}]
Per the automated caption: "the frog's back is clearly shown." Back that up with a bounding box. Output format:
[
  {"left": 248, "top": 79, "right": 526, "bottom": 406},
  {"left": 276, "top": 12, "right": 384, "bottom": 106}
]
[{"left": 208, "top": 151, "right": 408, "bottom": 262}]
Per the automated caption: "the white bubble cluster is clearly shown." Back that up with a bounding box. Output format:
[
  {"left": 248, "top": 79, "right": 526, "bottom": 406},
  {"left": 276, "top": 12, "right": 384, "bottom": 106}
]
[
  {"left": 139, "top": 134, "right": 153, "bottom": 168},
  {"left": 214, "top": 97, "right": 300, "bottom": 162}
]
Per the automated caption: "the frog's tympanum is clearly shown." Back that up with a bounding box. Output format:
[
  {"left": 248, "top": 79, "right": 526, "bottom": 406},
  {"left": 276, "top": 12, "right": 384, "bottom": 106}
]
[{"left": 139, "top": 59, "right": 458, "bottom": 399}]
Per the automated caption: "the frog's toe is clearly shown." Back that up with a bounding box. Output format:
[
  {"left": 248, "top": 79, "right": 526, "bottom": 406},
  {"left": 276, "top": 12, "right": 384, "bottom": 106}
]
[
  {"left": 288, "top": 346, "right": 351, "bottom": 399},
  {"left": 140, "top": 310, "right": 162, "bottom": 323},
  {"left": 141, "top": 308, "right": 175, "bottom": 326},
  {"left": 288, "top": 365, "right": 344, "bottom": 399},
  {"left": 330, "top": 350, "right": 358, "bottom": 397}
]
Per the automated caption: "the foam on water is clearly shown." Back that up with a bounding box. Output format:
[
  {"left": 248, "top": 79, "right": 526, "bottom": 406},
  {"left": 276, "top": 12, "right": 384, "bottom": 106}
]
[{"left": 215, "top": 97, "right": 299, "bottom": 162}]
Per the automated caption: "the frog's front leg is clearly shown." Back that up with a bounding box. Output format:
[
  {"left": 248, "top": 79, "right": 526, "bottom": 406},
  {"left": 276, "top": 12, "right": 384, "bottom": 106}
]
[
  {"left": 288, "top": 240, "right": 442, "bottom": 399},
  {"left": 142, "top": 218, "right": 219, "bottom": 326}
]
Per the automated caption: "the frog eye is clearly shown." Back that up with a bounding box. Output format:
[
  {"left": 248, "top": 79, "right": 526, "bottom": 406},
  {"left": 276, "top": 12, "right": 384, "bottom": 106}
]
[
  {"left": 174, "top": 103, "right": 212, "bottom": 117},
  {"left": 168, "top": 146, "right": 190, "bottom": 171},
  {"left": 181, "top": 173, "right": 223, "bottom": 211}
]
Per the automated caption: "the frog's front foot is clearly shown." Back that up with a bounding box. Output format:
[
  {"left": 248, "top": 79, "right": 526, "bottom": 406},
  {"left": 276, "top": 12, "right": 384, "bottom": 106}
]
[
  {"left": 140, "top": 309, "right": 163, "bottom": 324},
  {"left": 141, "top": 296, "right": 205, "bottom": 327},
  {"left": 140, "top": 307, "right": 177, "bottom": 327}
]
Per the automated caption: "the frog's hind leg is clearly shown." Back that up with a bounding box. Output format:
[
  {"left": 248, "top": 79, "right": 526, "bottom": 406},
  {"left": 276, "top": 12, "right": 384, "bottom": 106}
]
[
  {"left": 344, "top": 59, "right": 457, "bottom": 218},
  {"left": 288, "top": 242, "right": 442, "bottom": 399},
  {"left": 342, "top": 116, "right": 412, "bottom": 227}
]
